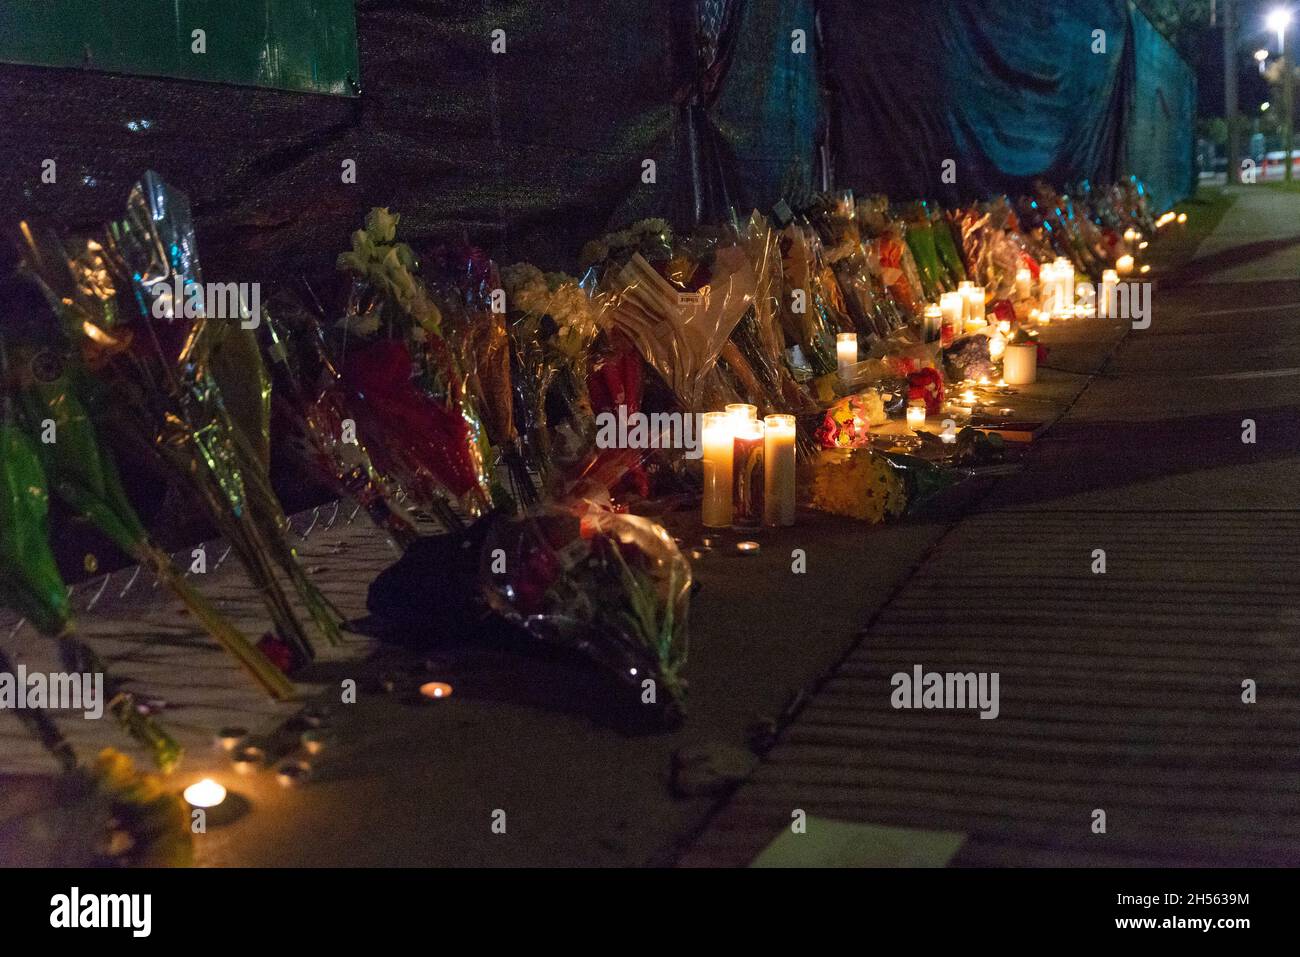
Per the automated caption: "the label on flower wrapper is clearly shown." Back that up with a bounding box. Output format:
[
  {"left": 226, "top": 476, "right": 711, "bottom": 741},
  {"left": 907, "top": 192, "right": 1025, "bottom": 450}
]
[{"left": 676, "top": 290, "right": 705, "bottom": 310}]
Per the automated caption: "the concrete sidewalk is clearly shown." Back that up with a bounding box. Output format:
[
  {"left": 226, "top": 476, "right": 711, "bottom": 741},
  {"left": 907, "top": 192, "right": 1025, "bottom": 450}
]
[{"left": 681, "top": 189, "right": 1300, "bottom": 867}]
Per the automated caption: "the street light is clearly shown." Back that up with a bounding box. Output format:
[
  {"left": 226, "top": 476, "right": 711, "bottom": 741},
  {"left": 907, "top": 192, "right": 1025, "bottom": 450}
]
[
  {"left": 1268, "top": 8, "right": 1295, "bottom": 180},
  {"left": 1257, "top": 48, "right": 1270, "bottom": 73}
]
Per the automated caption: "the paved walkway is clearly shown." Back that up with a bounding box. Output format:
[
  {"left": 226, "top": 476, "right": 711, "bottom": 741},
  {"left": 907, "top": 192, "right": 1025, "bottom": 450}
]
[{"left": 682, "top": 190, "right": 1300, "bottom": 866}]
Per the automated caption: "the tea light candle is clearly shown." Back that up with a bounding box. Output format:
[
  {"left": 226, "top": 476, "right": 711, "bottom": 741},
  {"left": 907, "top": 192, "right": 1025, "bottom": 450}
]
[
  {"left": 231, "top": 746, "right": 264, "bottom": 775},
  {"left": 277, "top": 760, "right": 311, "bottom": 788},
  {"left": 419, "top": 681, "right": 453, "bottom": 700},
  {"left": 762, "top": 414, "right": 796, "bottom": 527},
  {"left": 731, "top": 418, "right": 765, "bottom": 530},
  {"left": 735, "top": 541, "right": 761, "bottom": 555},
  {"left": 906, "top": 400, "right": 927, "bottom": 430},
  {"left": 1003, "top": 341, "right": 1038, "bottom": 385},
  {"left": 1116, "top": 254, "right": 1135, "bottom": 275},
  {"left": 725, "top": 403, "right": 757, "bottom": 421},
  {"left": 183, "top": 778, "right": 227, "bottom": 808},
  {"left": 1015, "top": 267, "right": 1031, "bottom": 300},
  {"left": 1123, "top": 228, "right": 1140, "bottom": 245},
  {"left": 836, "top": 333, "right": 858, "bottom": 376},
  {"left": 301, "top": 730, "right": 326, "bottom": 755},
  {"left": 701, "top": 411, "right": 734, "bottom": 528},
  {"left": 215, "top": 727, "right": 248, "bottom": 752}
]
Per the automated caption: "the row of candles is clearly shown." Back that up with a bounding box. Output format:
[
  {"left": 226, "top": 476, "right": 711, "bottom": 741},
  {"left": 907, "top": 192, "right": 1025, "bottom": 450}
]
[{"left": 701, "top": 404, "right": 796, "bottom": 529}]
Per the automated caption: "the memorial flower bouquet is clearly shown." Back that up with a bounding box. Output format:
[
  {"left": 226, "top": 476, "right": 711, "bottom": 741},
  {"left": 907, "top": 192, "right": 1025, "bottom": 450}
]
[{"left": 480, "top": 496, "right": 691, "bottom": 717}]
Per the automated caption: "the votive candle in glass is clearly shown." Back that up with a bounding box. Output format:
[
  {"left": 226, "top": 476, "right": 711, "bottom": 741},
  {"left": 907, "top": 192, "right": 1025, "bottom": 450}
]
[
  {"left": 962, "top": 285, "right": 986, "bottom": 331},
  {"left": 836, "top": 333, "right": 858, "bottom": 377},
  {"left": 1099, "top": 269, "right": 1118, "bottom": 317},
  {"left": 906, "top": 399, "right": 927, "bottom": 430},
  {"left": 923, "top": 304, "right": 943, "bottom": 342},
  {"left": 731, "top": 417, "right": 765, "bottom": 530},
  {"left": 940, "top": 291, "right": 964, "bottom": 345},
  {"left": 701, "top": 412, "right": 734, "bottom": 528},
  {"left": 725, "top": 403, "right": 757, "bottom": 422},
  {"left": 762, "top": 414, "right": 796, "bottom": 527},
  {"left": 1015, "top": 267, "right": 1031, "bottom": 301}
]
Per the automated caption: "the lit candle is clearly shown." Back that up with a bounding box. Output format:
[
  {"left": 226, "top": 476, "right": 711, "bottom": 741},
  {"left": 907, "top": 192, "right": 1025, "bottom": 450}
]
[
  {"left": 906, "top": 399, "right": 926, "bottom": 430},
  {"left": 215, "top": 726, "right": 248, "bottom": 752},
  {"left": 1015, "top": 267, "right": 1031, "bottom": 300},
  {"left": 1116, "top": 254, "right": 1135, "bottom": 275},
  {"left": 231, "top": 745, "right": 264, "bottom": 775},
  {"left": 762, "top": 414, "right": 796, "bottom": 527},
  {"left": 701, "top": 411, "right": 734, "bottom": 528},
  {"left": 735, "top": 541, "right": 761, "bottom": 555},
  {"left": 939, "top": 291, "right": 964, "bottom": 345},
  {"left": 1039, "top": 262, "right": 1058, "bottom": 315},
  {"left": 1123, "top": 228, "right": 1140, "bottom": 245},
  {"left": 1177, "top": 212, "right": 1187, "bottom": 225},
  {"left": 301, "top": 730, "right": 326, "bottom": 755},
  {"left": 923, "top": 304, "right": 943, "bottom": 342},
  {"left": 1099, "top": 269, "right": 1118, "bottom": 318},
  {"left": 731, "top": 417, "right": 765, "bottom": 530},
  {"left": 1140, "top": 264, "right": 1151, "bottom": 274},
  {"left": 277, "top": 760, "right": 311, "bottom": 788},
  {"left": 419, "top": 681, "right": 453, "bottom": 700},
  {"left": 183, "top": 778, "right": 227, "bottom": 808},
  {"left": 836, "top": 333, "right": 858, "bottom": 376},
  {"left": 1055, "top": 258, "right": 1075, "bottom": 316},
  {"left": 989, "top": 330, "right": 1006, "bottom": 360},
  {"left": 962, "top": 285, "right": 986, "bottom": 332},
  {"left": 725, "top": 403, "right": 757, "bottom": 421},
  {"left": 1003, "top": 341, "right": 1038, "bottom": 385}
]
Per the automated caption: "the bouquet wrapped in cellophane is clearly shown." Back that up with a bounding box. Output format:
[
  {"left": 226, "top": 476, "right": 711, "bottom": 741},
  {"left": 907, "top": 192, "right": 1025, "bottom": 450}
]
[
  {"left": 12, "top": 176, "right": 315, "bottom": 700},
  {"left": 480, "top": 489, "right": 691, "bottom": 723},
  {"left": 261, "top": 295, "right": 418, "bottom": 547},
  {"left": 333, "top": 209, "right": 491, "bottom": 527},
  {"left": 499, "top": 261, "right": 602, "bottom": 491},
  {"left": 92, "top": 173, "right": 343, "bottom": 668}
]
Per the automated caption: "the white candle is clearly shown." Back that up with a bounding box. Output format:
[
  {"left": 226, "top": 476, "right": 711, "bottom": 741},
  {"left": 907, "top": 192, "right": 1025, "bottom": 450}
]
[
  {"left": 183, "top": 778, "right": 227, "bottom": 808},
  {"left": 962, "top": 285, "right": 986, "bottom": 331},
  {"left": 957, "top": 280, "right": 975, "bottom": 316},
  {"left": 1003, "top": 341, "right": 1037, "bottom": 385},
  {"left": 1015, "top": 267, "right": 1031, "bottom": 301},
  {"left": 1055, "top": 258, "right": 1074, "bottom": 316},
  {"left": 701, "top": 411, "right": 734, "bottom": 528},
  {"left": 940, "top": 291, "right": 964, "bottom": 341},
  {"left": 725, "top": 403, "right": 757, "bottom": 421},
  {"left": 1099, "top": 269, "right": 1118, "bottom": 318},
  {"left": 906, "top": 401, "right": 927, "bottom": 430},
  {"left": 1116, "top": 254, "right": 1135, "bottom": 276},
  {"left": 836, "top": 333, "right": 858, "bottom": 376},
  {"left": 763, "top": 414, "right": 796, "bottom": 527}
]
